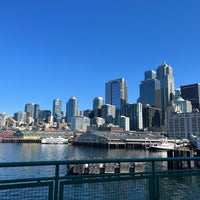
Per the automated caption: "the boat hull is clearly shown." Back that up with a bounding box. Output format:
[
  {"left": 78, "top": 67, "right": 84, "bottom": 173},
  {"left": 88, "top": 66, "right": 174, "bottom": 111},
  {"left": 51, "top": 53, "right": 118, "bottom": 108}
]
[
  {"left": 149, "top": 143, "right": 175, "bottom": 151},
  {"left": 41, "top": 137, "right": 68, "bottom": 144}
]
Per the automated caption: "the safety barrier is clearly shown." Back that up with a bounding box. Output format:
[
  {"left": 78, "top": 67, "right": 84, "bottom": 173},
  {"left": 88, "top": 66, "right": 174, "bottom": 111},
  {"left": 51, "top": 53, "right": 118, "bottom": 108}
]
[{"left": 0, "top": 157, "right": 200, "bottom": 199}]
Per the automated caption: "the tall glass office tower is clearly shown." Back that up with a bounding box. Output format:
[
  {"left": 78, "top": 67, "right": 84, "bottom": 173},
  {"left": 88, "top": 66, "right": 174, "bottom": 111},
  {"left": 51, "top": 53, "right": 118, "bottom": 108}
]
[
  {"left": 156, "top": 62, "right": 175, "bottom": 114},
  {"left": 138, "top": 70, "right": 161, "bottom": 108},
  {"left": 25, "top": 103, "right": 40, "bottom": 121},
  {"left": 34, "top": 104, "right": 40, "bottom": 121},
  {"left": 52, "top": 99, "right": 62, "bottom": 123},
  {"left": 25, "top": 103, "right": 35, "bottom": 118},
  {"left": 105, "top": 78, "right": 127, "bottom": 116},
  {"left": 66, "top": 96, "right": 78, "bottom": 124},
  {"left": 138, "top": 62, "right": 175, "bottom": 125}
]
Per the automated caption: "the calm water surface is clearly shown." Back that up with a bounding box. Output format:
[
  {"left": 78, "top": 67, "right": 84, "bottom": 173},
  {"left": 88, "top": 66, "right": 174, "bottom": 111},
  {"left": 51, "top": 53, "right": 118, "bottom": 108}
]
[
  {"left": 0, "top": 143, "right": 165, "bottom": 180},
  {"left": 0, "top": 143, "right": 166, "bottom": 162}
]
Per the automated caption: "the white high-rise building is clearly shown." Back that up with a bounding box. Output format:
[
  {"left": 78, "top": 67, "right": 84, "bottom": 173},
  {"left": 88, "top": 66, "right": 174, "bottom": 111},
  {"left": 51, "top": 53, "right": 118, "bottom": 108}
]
[
  {"left": 118, "top": 116, "right": 130, "bottom": 131},
  {"left": 166, "top": 107, "right": 200, "bottom": 139},
  {"left": 71, "top": 116, "right": 90, "bottom": 132}
]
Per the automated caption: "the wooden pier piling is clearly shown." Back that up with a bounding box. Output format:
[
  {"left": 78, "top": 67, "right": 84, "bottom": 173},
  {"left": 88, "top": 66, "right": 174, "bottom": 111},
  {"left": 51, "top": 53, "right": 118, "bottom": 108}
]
[{"left": 167, "top": 149, "right": 195, "bottom": 170}]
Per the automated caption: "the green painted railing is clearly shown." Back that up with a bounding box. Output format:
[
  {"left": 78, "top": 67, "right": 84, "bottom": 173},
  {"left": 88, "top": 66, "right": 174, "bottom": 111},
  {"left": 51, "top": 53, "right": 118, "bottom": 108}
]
[{"left": 0, "top": 157, "right": 200, "bottom": 199}]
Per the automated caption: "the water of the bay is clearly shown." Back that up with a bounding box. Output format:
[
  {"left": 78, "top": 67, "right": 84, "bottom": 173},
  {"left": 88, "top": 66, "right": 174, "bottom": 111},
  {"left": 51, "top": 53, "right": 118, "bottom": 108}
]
[
  {"left": 0, "top": 143, "right": 164, "bottom": 179},
  {"left": 0, "top": 143, "right": 200, "bottom": 200},
  {"left": 0, "top": 143, "right": 166, "bottom": 162}
]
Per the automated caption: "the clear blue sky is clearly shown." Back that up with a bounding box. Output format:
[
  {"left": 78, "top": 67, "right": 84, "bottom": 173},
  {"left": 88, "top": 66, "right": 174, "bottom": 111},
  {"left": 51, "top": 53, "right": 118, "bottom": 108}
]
[{"left": 0, "top": 0, "right": 200, "bottom": 116}]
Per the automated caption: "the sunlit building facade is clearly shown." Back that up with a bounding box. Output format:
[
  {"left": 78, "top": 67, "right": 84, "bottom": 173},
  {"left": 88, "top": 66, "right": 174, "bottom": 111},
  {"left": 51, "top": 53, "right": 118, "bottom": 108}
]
[
  {"left": 156, "top": 62, "right": 175, "bottom": 117},
  {"left": 52, "top": 99, "right": 63, "bottom": 123},
  {"left": 101, "top": 104, "right": 116, "bottom": 125},
  {"left": 138, "top": 70, "right": 161, "bottom": 108},
  {"left": 126, "top": 103, "right": 143, "bottom": 131},
  {"left": 105, "top": 78, "right": 127, "bottom": 116},
  {"left": 66, "top": 96, "right": 78, "bottom": 124}
]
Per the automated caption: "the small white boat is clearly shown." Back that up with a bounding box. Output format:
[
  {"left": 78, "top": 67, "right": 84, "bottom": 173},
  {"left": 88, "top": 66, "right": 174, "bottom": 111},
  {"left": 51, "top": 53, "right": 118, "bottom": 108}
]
[
  {"left": 149, "top": 138, "right": 175, "bottom": 151},
  {"left": 41, "top": 136, "right": 68, "bottom": 144}
]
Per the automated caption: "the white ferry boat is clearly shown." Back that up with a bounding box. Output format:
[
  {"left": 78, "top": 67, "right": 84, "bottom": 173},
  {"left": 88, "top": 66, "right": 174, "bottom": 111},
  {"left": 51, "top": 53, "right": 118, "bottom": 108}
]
[
  {"left": 41, "top": 136, "right": 68, "bottom": 144},
  {"left": 149, "top": 138, "right": 176, "bottom": 151}
]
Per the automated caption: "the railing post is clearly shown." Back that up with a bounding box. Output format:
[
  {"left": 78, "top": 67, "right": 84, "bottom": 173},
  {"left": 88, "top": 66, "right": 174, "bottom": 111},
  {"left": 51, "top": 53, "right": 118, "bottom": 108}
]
[
  {"left": 54, "top": 164, "right": 59, "bottom": 200},
  {"left": 149, "top": 160, "right": 159, "bottom": 200}
]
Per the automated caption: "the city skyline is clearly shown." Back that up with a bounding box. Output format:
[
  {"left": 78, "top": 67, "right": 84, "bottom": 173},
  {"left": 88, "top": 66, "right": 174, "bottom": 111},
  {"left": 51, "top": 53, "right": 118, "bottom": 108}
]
[{"left": 1, "top": 1, "right": 200, "bottom": 116}]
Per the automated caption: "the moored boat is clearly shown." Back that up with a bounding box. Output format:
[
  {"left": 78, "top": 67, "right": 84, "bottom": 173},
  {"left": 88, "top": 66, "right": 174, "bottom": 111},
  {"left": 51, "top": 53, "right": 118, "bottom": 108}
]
[
  {"left": 41, "top": 136, "right": 68, "bottom": 144},
  {"left": 149, "top": 138, "right": 175, "bottom": 151}
]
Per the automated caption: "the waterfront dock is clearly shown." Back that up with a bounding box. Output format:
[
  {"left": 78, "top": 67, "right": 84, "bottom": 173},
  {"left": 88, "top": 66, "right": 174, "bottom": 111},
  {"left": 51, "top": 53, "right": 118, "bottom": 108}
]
[
  {"left": 0, "top": 130, "right": 73, "bottom": 143},
  {"left": 73, "top": 134, "right": 181, "bottom": 150},
  {"left": 0, "top": 138, "right": 41, "bottom": 143}
]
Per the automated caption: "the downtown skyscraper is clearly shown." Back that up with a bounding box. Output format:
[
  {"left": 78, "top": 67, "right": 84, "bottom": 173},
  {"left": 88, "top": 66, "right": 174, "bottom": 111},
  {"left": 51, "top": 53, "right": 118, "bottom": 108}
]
[
  {"left": 138, "top": 62, "right": 175, "bottom": 125},
  {"left": 105, "top": 78, "right": 127, "bottom": 116},
  {"left": 156, "top": 62, "right": 175, "bottom": 114},
  {"left": 52, "top": 99, "right": 63, "bottom": 123},
  {"left": 25, "top": 103, "right": 35, "bottom": 119},
  {"left": 180, "top": 83, "right": 200, "bottom": 110},
  {"left": 66, "top": 96, "right": 78, "bottom": 124},
  {"left": 138, "top": 70, "right": 161, "bottom": 108},
  {"left": 24, "top": 103, "right": 40, "bottom": 121}
]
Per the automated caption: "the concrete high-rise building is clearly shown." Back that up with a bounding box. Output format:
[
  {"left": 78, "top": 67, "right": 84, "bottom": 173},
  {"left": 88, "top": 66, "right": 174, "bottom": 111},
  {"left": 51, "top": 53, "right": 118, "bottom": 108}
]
[
  {"left": 165, "top": 105, "right": 200, "bottom": 139},
  {"left": 101, "top": 104, "right": 116, "bottom": 124},
  {"left": 93, "top": 97, "right": 104, "bottom": 118},
  {"left": 126, "top": 103, "right": 143, "bottom": 131},
  {"left": 93, "top": 97, "right": 104, "bottom": 110},
  {"left": 91, "top": 117, "right": 105, "bottom": 127},
  {"left": 117, "top": 116, "right": 130, "bottom": 131},
  {"left": 71, "top": 116, "right": 90, "bottom": 132},
  {"left": 105, "top": 78, "right": 127, "bottom": 116},
  {"left": 156, "top": 62, "right": 175, "bottom": 116},
  {"left": 142, "top": 104, "right": 162, "bottom": 130},
  {"left": 180, "top": 83, "right": 200, "bottom": 110},
  {"left": 52, "top": 99, "right": 62, "bottom": 123},
  {"left": 66, "top": 96, "right": 78, "bottom": 124},
  {"left": 138, "top": 70, "right": 161, "bottom": 108}
]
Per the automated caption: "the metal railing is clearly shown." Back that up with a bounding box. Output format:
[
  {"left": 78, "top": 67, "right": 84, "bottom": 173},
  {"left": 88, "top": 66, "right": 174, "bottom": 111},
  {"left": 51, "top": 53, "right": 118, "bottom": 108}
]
[{"left": 0, "top": 157, "right": 200, "bottom": 200}]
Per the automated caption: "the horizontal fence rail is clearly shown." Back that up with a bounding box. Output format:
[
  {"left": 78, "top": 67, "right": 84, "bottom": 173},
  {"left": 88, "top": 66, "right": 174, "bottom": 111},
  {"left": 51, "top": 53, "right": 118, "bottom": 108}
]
[{"left": 0, "top": 157, "right": 200, "bottom": 199}]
